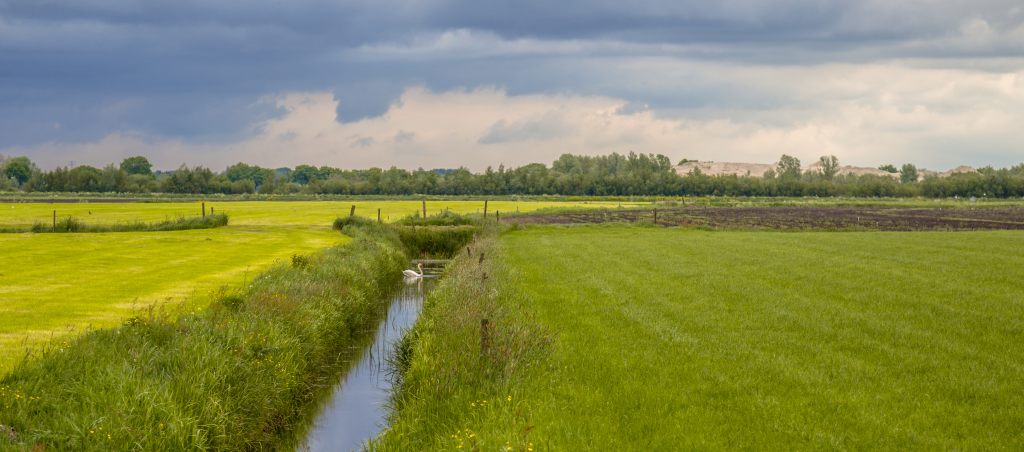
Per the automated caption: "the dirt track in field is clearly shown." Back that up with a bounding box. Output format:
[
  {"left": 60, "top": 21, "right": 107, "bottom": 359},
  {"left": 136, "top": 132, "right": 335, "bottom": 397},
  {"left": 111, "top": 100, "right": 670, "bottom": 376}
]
[{"left": 506, "top": 206, "right": 1024, "bottom": 231}]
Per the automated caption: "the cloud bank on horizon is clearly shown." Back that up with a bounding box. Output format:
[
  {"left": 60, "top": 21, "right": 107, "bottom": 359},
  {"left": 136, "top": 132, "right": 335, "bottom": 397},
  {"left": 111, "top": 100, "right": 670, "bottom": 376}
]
[{"left": 1, "top": 0, "right": 1022, "bottom": 171}]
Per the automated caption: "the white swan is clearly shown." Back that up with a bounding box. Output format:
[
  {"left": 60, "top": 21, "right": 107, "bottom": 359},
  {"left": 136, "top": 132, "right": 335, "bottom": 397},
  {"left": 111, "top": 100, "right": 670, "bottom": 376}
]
[{"left": 402, "top": 263, "right": 424, "bottom": 278}]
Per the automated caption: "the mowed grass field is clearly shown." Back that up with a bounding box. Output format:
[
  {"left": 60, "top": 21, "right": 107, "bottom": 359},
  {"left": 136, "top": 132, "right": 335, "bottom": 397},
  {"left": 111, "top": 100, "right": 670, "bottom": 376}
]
[
  {"left": 0, "top": 227, "right": 342, "bottom": 374},
  {"left": 0, "top": 200, "right": 627, "bottom": 374},
  {"left": 417, "top": 227, "right": 1024, "bottom": 449}
]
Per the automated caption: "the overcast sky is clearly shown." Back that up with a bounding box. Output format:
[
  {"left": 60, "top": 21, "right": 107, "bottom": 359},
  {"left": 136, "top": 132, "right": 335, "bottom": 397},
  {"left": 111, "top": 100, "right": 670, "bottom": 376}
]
[{"left": 2, "top": 0, "right": 1022, "bottom": 171}]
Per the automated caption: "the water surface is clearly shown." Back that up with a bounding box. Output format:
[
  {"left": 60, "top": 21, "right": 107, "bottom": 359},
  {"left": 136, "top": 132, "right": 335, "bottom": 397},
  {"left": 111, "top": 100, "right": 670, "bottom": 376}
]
[{"left": 300, "top": 281, "right": 429, "bottom": 451}]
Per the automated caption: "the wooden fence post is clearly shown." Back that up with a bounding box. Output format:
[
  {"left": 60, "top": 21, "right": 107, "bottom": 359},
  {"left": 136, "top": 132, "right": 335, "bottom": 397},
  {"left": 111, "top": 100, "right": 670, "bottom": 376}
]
[
  {"left": 349, "top": 205, "right": 356, "bottom": 217},
  {"left": 422, "top": 199, "right": 427, "bottom": 218},
  {"left": 496, "top": 210, "right": 500, "bottom": 222},
  {"left": 377, "top": 208, "right": 381, "bottom": 224},
  {"left": 202, "top": 202, "right": 206, "bottom": 218},
  {"left": 52, "top": 210, "right": 56, "bottom": 231},
  {"left": 653, "top": 208, "right": 658, "bottom": 225},
  {"left": 483, "top": 200, "right": 489, "bottom": 218},
  {"left": 480, "top": 319, "right": 491, "bottom": 356}
]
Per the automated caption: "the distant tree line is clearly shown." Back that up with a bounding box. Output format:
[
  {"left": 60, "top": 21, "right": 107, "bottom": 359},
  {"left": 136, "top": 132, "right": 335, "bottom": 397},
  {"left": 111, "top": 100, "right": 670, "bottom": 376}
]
[{"left": 1, "top": 153, "right": 1023, "bottom": 198}]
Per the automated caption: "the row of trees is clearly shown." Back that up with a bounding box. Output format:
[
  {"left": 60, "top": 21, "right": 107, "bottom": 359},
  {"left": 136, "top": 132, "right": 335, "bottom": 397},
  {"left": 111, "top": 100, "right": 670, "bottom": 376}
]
[{"left": 2, "top": 153, "right": 1023, "bottom": 198}]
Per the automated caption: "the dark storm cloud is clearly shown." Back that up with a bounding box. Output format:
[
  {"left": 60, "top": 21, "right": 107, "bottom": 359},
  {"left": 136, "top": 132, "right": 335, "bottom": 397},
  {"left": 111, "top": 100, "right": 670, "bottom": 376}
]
[{"left": 0, "top": 0, "right": 1021, "bottom": 153}]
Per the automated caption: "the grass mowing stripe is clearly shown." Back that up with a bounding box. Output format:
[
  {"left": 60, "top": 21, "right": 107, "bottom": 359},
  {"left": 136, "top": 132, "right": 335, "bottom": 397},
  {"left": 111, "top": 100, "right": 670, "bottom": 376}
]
[{"left": 379, "top": 226, "right": 1024, "bottom": 450}]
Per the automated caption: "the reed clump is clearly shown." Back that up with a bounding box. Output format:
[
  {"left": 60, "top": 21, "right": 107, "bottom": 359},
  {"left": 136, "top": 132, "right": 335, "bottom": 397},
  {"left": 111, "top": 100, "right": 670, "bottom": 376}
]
[
  {"left": 15, "top": 213, "right": 230, "bottom": 233},
  {"left": 394, "top": 225, "right": 479, "bottom": 258}
]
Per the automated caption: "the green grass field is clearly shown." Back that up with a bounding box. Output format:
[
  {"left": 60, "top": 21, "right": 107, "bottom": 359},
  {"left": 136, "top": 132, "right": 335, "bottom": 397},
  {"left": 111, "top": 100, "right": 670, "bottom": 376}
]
[
  {"left": 0, "top": 200, "right": 629, "bottom": 375},
  {"left": 381, "top": 226, "right": 1024, "bottom": 450}
]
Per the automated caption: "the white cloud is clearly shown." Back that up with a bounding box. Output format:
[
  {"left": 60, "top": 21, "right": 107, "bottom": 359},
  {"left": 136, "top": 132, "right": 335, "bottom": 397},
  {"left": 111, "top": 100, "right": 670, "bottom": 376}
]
[{"left": 8, "top": 59, "right": 1024, "bottom": 171}]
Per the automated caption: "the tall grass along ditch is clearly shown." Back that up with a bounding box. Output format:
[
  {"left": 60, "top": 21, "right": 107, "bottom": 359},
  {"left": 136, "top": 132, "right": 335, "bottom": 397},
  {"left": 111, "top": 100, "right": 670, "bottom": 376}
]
[
  {"left": 369, "top": 233, "right": 552, "bottom": 451},
  {"left": 0, "top": 213, "right": 230, "bottom": 233},
  {"left": 0, "top": 218, "right": 405, "bottom": 450}
]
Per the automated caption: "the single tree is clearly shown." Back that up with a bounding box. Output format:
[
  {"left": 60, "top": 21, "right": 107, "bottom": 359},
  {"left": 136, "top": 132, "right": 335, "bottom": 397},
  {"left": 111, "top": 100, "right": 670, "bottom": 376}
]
[
  {"left": 819, "top": 155, "right": 840, "bottom": 180},
  {"left": 777, "top": 154, "right": 802, "bottom": 180},
  {"left": 2, "top": 156, "right": 36, "bottom": 185},
  {"left": 120, "top": 156, "right": 153, "bottom": 176},
  {"left": 900, "top": 163, "right": 919, "bottom": 183}
]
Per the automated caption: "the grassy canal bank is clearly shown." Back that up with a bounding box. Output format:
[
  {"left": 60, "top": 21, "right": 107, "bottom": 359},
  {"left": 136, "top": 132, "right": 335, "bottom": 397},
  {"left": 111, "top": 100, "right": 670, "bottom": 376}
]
[{"left": 0, "top": 219, "right": 409, "bottom": 450}]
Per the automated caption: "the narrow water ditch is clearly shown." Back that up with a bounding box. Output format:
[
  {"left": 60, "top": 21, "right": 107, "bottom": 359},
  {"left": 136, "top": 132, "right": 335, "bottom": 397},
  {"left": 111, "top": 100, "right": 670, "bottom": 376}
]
[{"left": 299, "top": 279, "right": 433, "bottom": 451}]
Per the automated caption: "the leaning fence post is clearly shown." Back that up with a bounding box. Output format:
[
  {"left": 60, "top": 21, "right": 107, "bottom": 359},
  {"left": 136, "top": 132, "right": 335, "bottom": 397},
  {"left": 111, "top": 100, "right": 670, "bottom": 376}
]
[
  {"left": 483, "top": 200, "right": 489, "bottom": 218},
  {"left": 349, "top": 205, "right": 356, "bottom": 217}
]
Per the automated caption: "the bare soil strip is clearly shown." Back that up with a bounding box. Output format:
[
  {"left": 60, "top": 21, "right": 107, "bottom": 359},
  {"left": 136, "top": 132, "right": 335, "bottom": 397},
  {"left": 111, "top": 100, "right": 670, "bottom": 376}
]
[{"left": 507, "top": 206, "right": 1024, "bottom": 231}]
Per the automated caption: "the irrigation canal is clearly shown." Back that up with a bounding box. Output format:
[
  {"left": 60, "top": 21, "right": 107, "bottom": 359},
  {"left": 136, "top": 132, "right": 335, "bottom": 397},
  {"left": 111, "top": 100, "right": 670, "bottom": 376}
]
[{"left": 300, "top": 279, "right": 433, "bottom": 451}]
